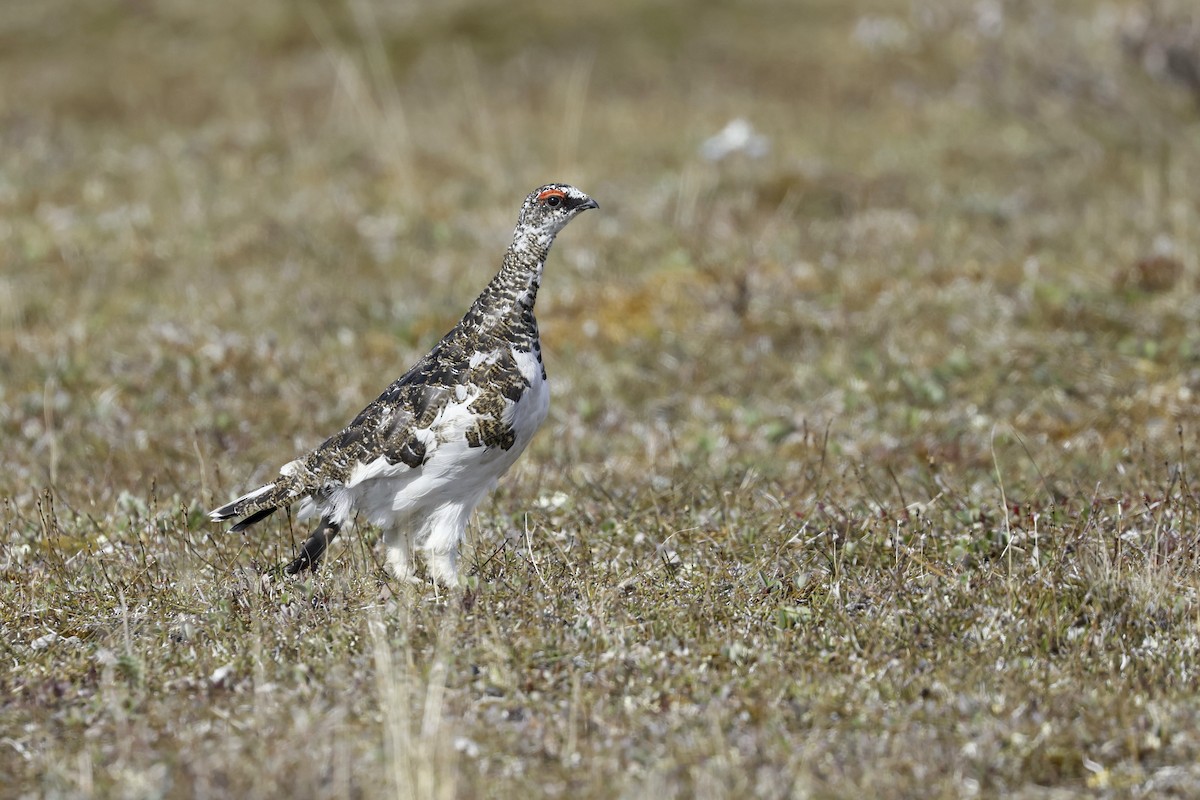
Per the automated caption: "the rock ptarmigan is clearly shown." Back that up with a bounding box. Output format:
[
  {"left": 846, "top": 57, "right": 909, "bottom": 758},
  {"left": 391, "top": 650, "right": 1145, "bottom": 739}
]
[{"left": 209, "top": 184, "right": 598, "bottom": 587}]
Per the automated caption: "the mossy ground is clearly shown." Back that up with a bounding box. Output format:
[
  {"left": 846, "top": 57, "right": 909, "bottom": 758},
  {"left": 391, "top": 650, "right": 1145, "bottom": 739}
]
[{"left": 3, "top": 1, "right": 1200, "bottom": 797}]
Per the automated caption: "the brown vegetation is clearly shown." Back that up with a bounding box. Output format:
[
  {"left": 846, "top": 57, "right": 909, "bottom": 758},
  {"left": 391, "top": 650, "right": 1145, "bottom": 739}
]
[{"left": 3, "top": 0, "right": 1200, "bottom": 796}]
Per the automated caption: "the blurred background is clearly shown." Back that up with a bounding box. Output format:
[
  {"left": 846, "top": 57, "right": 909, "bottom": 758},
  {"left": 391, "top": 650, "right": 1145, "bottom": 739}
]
[{"left": 2, "top": 0, "right": 1199, "bottom": 507}]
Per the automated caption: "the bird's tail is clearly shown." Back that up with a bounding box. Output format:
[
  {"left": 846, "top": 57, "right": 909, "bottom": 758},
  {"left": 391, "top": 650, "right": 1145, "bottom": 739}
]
[
  {"left": 210, "top": 466, "right": 341, "bottom": 573},
  {"left": 209, "top": 473, "right": 306, "bottom": 532}
]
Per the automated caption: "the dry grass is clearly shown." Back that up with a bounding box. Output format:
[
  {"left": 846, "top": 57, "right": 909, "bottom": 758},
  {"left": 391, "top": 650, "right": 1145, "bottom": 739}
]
[{"left": 4, "top": 0, "right": 1200, "bottom": 797}]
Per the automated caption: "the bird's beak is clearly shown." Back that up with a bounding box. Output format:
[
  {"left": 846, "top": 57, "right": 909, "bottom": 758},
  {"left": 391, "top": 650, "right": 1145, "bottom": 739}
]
[{"left": 577, "top": 197, "right": 599, "bottom": 211}]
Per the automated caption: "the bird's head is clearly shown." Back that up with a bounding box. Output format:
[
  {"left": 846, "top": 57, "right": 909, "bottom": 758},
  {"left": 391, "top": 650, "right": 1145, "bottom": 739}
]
[{"left": 515, "top": 184, "right": 599, "bottom": 244}]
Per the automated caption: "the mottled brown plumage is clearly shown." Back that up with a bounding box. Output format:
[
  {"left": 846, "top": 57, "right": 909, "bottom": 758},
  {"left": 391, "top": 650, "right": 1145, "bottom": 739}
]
[{"left": 209, "top": 184, "right": 598, "bottom": 585}]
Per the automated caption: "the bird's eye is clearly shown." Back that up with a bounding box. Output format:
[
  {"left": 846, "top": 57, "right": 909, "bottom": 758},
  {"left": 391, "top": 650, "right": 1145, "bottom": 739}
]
[{"left": 537, "top": 188, "right": 567, "bottom": 207}]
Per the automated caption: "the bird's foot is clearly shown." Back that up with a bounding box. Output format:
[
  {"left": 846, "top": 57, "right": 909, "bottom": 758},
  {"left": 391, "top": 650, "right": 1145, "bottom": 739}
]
[{"left": 425, "top": 550, "right": 463, "bottom": 591}]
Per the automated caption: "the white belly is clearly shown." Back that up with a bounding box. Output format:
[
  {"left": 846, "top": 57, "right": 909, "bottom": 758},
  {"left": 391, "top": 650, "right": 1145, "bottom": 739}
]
[{"left": 336, "top": 346, "right": 550, "bottom": 535}]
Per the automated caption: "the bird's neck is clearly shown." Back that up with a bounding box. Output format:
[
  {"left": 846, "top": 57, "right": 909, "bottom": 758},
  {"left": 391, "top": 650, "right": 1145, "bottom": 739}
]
[{"left": 465, "top": 233, "right": 552, "bottom": 337}]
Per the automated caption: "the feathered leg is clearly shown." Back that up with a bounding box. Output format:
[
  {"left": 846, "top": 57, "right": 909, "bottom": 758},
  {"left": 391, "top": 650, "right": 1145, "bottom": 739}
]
[
  {"left": 425, "top": 548, "right": 460, "bottom": 588},
  {"left": 383, "top": 526, "right": 417, "bottom": 583},
  {"left": 421, "top": 502, "right": 477, "bottom": 588}
]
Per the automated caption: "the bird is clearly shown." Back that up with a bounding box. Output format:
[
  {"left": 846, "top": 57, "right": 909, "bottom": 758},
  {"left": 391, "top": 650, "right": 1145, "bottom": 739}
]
[{"left": 208, "top": 184, "right": 598, "bottom": 587}]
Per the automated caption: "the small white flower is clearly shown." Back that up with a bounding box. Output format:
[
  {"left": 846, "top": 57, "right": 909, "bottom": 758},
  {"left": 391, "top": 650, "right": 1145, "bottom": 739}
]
[{"left": 535, "top": 491, "right": 570, "bottom": 510}]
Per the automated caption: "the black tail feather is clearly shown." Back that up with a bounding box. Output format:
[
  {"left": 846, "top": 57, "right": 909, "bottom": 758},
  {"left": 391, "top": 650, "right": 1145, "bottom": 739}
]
[
  {"left": 285, "top": 516, "right": 341, "bottom": 574},
  {"left": 229, "top": 506, "right": 278, "bottom": 533},
  {"left": 209, "top": 474, "right": 304, "bottom": 527}
]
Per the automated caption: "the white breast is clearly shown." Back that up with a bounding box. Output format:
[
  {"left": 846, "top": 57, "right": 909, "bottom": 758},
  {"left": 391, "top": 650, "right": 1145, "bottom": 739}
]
[
  {"left": 508, "top": 346, "right": 550, "bottom": 445},
  {"left": 335, "top": 345, "right": 549, "bottom": 532}
]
